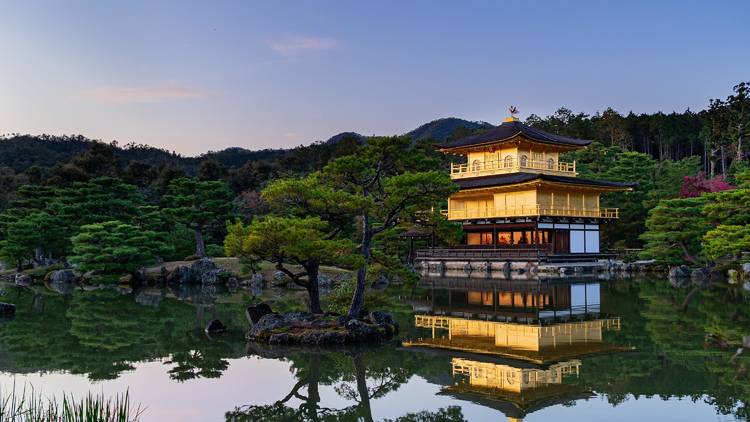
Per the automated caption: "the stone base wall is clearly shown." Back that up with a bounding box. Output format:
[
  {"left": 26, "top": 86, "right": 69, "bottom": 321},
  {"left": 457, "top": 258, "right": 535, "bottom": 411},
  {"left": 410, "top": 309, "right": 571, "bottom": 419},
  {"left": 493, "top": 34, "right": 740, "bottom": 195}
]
[{"left": 414, "top": 258, "right": 658, "bottom": 280}]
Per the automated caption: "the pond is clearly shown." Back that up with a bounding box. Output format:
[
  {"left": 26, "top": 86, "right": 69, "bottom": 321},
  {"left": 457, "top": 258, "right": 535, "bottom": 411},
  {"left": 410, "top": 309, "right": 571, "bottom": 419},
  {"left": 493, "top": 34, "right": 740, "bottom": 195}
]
[{"left": 0, "top": 276, "right": 748, "bottom": 421}]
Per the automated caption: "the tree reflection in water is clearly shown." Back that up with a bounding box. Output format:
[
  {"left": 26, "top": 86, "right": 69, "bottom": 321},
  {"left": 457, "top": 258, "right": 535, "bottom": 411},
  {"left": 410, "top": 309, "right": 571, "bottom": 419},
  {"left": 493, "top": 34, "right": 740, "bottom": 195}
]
[{"left": 225, "top": 348, "right": 465, "bottom": 422}]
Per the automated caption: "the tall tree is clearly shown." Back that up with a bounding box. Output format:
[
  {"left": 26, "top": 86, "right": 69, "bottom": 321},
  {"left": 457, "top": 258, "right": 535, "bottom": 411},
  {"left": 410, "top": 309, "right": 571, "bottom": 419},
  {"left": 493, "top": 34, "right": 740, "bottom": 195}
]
[
  {"left": 225, "top": 217, "right": 361, "bottom": 313},
  {"left": 319, "top": 136, "right": 457, "bottom": 318},
  {"left": 163, "top": 178, "right": 235, "bottom": 257}
]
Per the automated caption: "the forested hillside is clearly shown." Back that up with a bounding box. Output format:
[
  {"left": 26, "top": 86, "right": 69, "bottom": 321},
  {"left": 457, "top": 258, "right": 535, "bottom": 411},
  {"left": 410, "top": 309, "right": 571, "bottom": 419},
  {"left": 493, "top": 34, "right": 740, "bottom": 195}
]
[{"left": 0, "top": 82, "right": 748, "bottom": 269}]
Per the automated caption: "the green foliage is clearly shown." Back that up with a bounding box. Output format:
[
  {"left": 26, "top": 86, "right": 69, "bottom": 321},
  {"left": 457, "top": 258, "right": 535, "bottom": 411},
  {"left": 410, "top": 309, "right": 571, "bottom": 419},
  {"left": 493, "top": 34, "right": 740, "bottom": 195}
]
[
  {"left": 383, "top": 407, "right": 466, "bottom": 422},
  {"left": 640, "top": 197, "right": 711, "bottom": 265},
  {"left": 0, "top": 385, "right": 143, "bottom": 422},
  {"left": 69, "top": 221, "right": 170, "bottom": 284},
  {"left": 163, "top": 178, "right": 235, "bottom": 256},
  {"left": 703, "top": 188, "right": 750, "bottom": 226},
  {"left": 325, "top": 277, "right": 391, "bottom": 315},
  {"left": 61, "top": 177, "right": 144, "bottom": 227},
  {"left": 240, "top": 216, "right": 362, "bottom": 270},
  {"left": 565, "top": 148, "right": 701, "bottom": 248},
  {"left": 703, "top": 225, "right": 750, "bottom": 261}
]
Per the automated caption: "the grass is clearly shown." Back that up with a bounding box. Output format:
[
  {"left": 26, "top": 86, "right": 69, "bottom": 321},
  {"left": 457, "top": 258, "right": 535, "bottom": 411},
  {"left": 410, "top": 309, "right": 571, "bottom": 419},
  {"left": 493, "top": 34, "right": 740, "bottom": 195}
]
[{"left": 0, "top": 383, "right": 143, "bottom": 422}]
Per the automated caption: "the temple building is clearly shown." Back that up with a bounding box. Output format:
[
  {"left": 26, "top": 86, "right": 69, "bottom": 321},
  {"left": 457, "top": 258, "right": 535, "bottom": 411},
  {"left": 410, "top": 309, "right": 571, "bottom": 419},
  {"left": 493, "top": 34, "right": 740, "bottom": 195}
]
[{"left": 435, "top": 110, "right": 635, "bottom": 256}]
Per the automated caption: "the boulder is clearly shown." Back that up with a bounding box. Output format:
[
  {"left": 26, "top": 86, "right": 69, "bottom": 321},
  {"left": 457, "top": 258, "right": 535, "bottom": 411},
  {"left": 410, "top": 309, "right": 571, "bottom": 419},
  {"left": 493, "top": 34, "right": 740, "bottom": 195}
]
[
  {"left": 247, "top": 313, "right": 289, "bottom": 339},
  {"left": 691, "top": 268, "right": 711, "bottom": 284},
  {"left": 48, "top": 280, "right": 75, "bottom": 295},
  {"left": 166, "top": 266, "right": 195, "bottom": 284},
  {"left": 191, "top": 258, "right": 225, "bottom": 284},
  {"left": 47, "top": 269, "right": 78, "bottom": 284},
  {"left": 668, "top": 265, "right": 691, "bottom": 279},
  {"left": 269, "top": 333, "right": 290, "bottom": 345},
  {"left": 366, "top": 311, "right": 398, "bottom": 329},
  {"left": 205, "top": 319, "right": 227, "bottom": 334},
  {"left": 270, "top": 271, "right": 290, "bottom": 287},
  {"left": 14, "top": 274, "right": 32, "bottom": 287},
  {"left": 164, "top": 258, "right": 226, "bottom": 285},
  {"left": 246, "top": 303, "right": 273, "bottom": 326},
  {"left": 0, "top": 302, "right": 15, "bottom": 318},
  {"left": 744, "top": 336, "right": 750, "bottom": 349},
  {"left": 318, "top": 274, "right": 334, "bottom": 289},
  {"left": 742, "top": 262, "right": 750, "bottom": 277}
]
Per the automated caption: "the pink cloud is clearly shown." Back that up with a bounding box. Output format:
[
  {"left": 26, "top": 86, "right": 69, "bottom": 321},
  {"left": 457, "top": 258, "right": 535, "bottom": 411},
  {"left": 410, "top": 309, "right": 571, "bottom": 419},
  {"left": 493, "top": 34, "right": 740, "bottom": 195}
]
[
  {"left": 78, "top": 84, "right": 209, "bottom": 103},
  {"left": 267, "top": 36, "right": 339, "bottom": 56}
]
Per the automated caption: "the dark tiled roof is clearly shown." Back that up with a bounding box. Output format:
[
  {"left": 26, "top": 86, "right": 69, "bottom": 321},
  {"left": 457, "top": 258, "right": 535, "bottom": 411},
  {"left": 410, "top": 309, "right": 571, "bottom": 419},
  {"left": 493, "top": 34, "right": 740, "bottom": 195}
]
[
  {"left": 454, "top": 172, "right": 636, "bottom": 190},
  {"left": 437, "top": 120, "right": 591, "bottom": 150}
]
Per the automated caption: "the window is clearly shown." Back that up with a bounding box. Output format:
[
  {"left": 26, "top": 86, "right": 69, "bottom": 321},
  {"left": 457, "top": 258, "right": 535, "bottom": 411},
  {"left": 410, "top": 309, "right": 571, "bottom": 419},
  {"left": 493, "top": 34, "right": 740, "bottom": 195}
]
[
  {"left": 548, "top": 158, "right": 555, "bottom": 169},
  {"left": 520, "top": 155, "right": 528, "bottom": 167},
  {"left": 514, "top": 231, "right": 531, "bottom": 245},
  {"left": 471, "top": 159, "right": 481, "bottom": 171},
  {"left": 497, "top": 232, "right": 512, "bottom": 245},
  {"left": 503, "top": 155, "right": 513, "bottom": 168},
  {"left": 535, "top": 230, "right": 552, "bottom": 244}
]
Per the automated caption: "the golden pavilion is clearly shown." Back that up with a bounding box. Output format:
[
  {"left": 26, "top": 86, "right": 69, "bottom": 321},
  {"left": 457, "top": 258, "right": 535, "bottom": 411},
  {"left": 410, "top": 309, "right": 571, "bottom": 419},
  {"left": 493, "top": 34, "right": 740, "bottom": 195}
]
[{"left": 435, "top": 109, "right": 634, "bottom": 255}]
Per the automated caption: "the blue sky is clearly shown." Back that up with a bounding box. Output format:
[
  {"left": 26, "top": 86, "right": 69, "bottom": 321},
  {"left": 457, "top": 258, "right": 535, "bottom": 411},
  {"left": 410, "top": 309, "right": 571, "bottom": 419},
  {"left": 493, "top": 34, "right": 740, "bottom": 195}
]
[{"left": 1, "top": 1, "right": 748, "bottom": 155}]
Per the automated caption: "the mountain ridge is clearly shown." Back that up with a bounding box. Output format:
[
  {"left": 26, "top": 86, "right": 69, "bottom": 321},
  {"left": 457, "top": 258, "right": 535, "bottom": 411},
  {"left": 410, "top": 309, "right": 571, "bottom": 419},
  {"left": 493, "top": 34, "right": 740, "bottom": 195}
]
[{"left": 0, "top": 117, "right": 492, "bottom": 172}]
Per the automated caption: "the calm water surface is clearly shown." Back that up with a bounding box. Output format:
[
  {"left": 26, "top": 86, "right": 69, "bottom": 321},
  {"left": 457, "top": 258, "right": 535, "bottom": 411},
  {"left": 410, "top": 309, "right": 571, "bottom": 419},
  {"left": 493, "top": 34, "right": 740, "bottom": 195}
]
[{"left": 0, "top": 277, "right": 748, "bottom": 421}]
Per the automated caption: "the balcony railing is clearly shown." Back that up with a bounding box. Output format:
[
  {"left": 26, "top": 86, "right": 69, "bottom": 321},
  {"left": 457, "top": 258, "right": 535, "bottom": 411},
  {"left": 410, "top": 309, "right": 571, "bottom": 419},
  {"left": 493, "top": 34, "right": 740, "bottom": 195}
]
[
  {"left": 450, "top": 157, "right": 576, "bottom": 179},
  {"left": 442, "top": 205, "right": 619, "bottom": 220}
]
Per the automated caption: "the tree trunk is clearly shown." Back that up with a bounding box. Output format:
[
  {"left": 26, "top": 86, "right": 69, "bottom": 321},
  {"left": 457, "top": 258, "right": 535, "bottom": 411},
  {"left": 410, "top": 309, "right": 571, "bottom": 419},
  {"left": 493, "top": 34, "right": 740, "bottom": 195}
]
[
  {"left": 721, "top": 145, "right": 726, "bottom": 176},
  {"left": 194, "top": 228, "right": 206, "bottom": 257},
  {"left": 305, "top": 354, "right": 322, "bottom": 420},
  {"left": 680, "top": 286, "right": 700, "bottom": 312},
  {"left": 306, "top": 261, "right": 323, "bottom": 314},
  {"left": 353, "top": 352, "right": 374, "bottom": 422},
  {"left": 738, "top": 123, "right": 744, "bottom": 162},
  {"left": 348, "top": 213, "right": 372, "bottom": 319}
]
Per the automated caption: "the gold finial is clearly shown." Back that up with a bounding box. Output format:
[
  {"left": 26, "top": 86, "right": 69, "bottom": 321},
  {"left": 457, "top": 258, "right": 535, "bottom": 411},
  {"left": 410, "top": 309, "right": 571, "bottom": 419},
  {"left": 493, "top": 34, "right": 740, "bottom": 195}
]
[{"left": 504, "top": 106, "right": 520, "bottom": 122}]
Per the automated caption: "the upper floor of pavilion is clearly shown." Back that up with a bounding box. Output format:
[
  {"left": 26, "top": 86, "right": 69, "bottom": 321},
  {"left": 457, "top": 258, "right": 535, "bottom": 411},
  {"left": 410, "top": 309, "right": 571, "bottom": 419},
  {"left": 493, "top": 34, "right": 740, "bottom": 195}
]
[{"left": 436, "top": 114, "right": 591, "bottom": 180}]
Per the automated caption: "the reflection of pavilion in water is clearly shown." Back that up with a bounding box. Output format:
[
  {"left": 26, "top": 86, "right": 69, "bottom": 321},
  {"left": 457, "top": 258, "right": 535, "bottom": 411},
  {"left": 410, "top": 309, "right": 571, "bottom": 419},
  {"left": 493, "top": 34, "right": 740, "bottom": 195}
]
[
  {"left": 404, "top": 277, "right": 630, "bottom": 421},
  {"left": 410, "top": 276, "right": 608, "bottom": 324}
]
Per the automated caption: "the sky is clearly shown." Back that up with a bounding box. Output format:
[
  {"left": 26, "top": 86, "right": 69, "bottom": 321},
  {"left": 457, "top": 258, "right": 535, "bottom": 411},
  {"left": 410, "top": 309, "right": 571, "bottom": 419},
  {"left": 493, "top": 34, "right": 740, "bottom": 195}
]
[{"left": 1, "top": 1, "right": 748, "bottom": 156}]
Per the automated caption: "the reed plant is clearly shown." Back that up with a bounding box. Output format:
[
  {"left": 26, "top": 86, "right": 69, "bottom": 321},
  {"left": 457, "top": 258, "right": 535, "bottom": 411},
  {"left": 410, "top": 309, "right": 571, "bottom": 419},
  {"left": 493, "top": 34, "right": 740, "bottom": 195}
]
[{"left": 0, "top": 382, "right": 143, "bottom": 422}]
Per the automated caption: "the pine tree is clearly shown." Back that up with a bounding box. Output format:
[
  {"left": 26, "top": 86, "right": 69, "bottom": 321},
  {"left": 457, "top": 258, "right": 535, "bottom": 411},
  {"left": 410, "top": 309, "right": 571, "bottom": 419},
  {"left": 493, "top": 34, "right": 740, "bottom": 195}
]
[
  {"left": 163, "top": 178, "right": 235, "bottom": 257},
  {"left": 69, "top": 221, "right": 170, "bottom": 284}
]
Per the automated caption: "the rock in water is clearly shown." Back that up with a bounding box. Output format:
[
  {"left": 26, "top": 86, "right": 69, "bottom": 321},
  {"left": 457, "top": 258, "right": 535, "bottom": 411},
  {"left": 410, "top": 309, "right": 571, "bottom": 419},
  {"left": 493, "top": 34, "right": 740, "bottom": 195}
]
[
  {"left": 205, "top": 319, "right": 227, "bottom": 334},
  {"left": 47, "top": 269, "right": 78, "bottom": 284},
  {"left": 668, "top": 265, "right": 691, "bottom": 279},
  {"left": 246, "top": 303, "right": 273, "bottom": 326},
  {"left": 0, "top": 302, "right": 16, "bottom": 318},
  {"left": 247, "top": 313, "right": 289, "bottom": 339},
  {"left": 15, "top": 274, "right": 32, "bottom": 287}
]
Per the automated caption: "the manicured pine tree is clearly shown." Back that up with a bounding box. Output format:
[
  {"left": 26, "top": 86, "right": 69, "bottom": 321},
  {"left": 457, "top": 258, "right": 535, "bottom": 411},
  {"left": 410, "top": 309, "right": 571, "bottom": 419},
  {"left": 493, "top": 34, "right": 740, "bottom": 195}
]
[
  {"left": 69, "top": 220, "right": 170, "bottom": 284},
  {"left": 225, "top": 216, "right": 361, "bottom": 313},
  {"left": 318, "top": 136, "right": 457, "bottom": 318},
  {"left": 640, "top": 196, "right": 711, "bottom": 265},
  {"left": 163, "top": 178, "right": 235, "bottom": 258}
]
